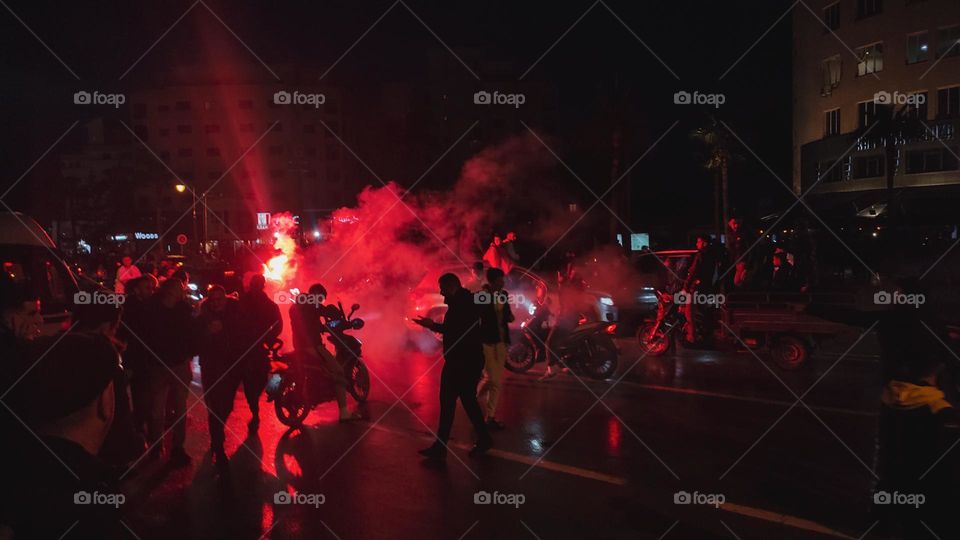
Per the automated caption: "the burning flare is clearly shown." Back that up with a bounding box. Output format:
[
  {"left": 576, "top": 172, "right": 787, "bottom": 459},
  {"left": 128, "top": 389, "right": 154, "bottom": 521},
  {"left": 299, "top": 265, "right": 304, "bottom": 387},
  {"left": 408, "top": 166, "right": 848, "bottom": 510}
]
[{"left": 262, "top": 213, "right": 298, "bottom": 285}]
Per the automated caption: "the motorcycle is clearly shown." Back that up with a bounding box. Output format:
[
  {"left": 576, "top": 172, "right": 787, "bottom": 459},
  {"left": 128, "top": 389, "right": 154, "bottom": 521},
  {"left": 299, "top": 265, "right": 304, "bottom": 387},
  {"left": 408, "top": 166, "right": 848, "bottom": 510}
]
[
  {"left": 266, "top": 302, "right": 371, "bottom": 428},
  {"left": 506, "top": 307, "right": 620, "bottom": 380}
]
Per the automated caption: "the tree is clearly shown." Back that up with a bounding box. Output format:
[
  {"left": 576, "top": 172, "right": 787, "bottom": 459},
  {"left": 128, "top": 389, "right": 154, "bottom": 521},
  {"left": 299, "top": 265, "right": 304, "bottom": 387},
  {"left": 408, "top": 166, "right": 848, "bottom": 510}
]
[{"left": 690, "top": 116, "right": 742, "bottom": 246}]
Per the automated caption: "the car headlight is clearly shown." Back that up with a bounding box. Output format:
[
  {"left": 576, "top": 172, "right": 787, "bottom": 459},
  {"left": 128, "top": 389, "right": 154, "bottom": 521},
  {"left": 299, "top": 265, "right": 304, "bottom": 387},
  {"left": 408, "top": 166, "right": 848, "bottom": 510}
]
[{"left": 599, "top": 296, "right": 614, "bottom": 306}]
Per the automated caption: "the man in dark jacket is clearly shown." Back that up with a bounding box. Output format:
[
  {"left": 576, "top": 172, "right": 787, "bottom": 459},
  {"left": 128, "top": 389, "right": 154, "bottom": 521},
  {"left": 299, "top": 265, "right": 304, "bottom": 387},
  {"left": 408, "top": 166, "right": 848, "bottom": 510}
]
[
  {"left": 1, "top": 333, "right": 128, "bottom": 540},
  {"left": 117, "top": 274, "right": 157, "bottom": 438},
  {"left": 196, "top": 285, "right": 246, "bottom": 471},
  {"left": 476, "top": 267, "right": 514, "bottom": 429},
  {"left": 142, "top": 277, "right": 195, "bottom": 466},
  {"left": 239, "top": 275, "right": 282, "bottom": 425},
  {"left": 414, "top": 273, "right": 492, "bottom": 459}
]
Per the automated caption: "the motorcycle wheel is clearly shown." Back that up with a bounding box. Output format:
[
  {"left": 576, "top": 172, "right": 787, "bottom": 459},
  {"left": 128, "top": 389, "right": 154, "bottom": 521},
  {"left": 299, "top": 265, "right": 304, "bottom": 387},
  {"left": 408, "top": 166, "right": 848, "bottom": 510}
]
[
  {"left": 348, "top": 361, "right": 371, "bottom": 402},
  {"left": 506, "top": 342, "right": 536, "bottom": 373},
  {"left": 579, "top": 335, "right": 619, "bottom": 380},
  {"left": 275, "top": 391, "right": 310, "bottom": 428},
  {"left": 637, "top": 322, "right": 672, "bottom": 357}
]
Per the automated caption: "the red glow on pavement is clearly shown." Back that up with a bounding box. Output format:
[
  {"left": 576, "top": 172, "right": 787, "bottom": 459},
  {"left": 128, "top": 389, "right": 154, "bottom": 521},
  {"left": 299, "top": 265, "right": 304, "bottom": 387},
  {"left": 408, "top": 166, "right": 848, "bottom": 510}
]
[{"left": 606, "top": 416, "right": 621, "bottom": 457}]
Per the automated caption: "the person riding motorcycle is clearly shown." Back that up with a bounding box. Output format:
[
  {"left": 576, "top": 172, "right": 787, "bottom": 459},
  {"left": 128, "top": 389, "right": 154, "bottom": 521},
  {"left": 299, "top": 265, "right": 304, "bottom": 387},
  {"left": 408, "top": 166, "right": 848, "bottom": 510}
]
[
  {"left": 288, "top": 283, "right": 361, "bottom": 422},
  {"left": 681, "top": 236, "right": 720, "bottom": 345}
]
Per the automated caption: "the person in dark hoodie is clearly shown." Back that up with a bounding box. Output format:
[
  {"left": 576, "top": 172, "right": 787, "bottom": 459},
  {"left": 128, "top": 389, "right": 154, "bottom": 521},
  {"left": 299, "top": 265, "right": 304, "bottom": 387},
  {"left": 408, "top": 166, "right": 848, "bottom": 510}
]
[
  {"left": 238, "top": 274, "right": 282, "bottom": 426},
  {"left": 413, "top": 273, "right": 492, "bottom": 459},
  {"left": 876, "top": 353, "right": 958, "bottom": 538}
]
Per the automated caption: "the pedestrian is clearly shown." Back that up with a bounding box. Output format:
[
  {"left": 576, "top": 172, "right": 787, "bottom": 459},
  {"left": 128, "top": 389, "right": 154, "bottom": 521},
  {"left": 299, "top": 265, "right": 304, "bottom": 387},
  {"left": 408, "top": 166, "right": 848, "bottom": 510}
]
[
  {"left": 142, "top": 277, "right": 195, "bottom": 466},
  {"left": 118, "top": 274, "right": 158, "bottom": 438},
  {"left": 196, "top": 285, "right": 245, "bottom": 471},
  {"left": 482, "top": 235, "right": 504, "bottom": 272},
  {"left": 413, "top": 273, "right": 492, "bottom": 459},
  {"left": 540, "top": 257, "right": 584, "bottom": 380},
  {"left": 238, "top": 274, "right": 282, "bottom": 426},
  {"left": 476, "top": 268, "right": 513, "bottom": 429},
  {"left": 114, "top": 255, "right": 142, "bottom": 294},
  {"left": 1, "top": 333, "right": 126, "bottom": 539}
]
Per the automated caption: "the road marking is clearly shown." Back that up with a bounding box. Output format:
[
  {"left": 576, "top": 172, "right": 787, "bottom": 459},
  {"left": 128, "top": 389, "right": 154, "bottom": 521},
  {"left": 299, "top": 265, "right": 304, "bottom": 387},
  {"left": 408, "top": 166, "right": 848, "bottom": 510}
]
[{"left": 368, "top": 422, "right": 857, "bottom": 538}]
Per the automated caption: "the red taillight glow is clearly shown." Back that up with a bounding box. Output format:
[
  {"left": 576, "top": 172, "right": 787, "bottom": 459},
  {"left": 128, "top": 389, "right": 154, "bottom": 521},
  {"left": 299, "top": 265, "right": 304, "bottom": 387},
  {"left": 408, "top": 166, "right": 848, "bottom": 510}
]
[{"left": 605, "top": 324, "right": 617, "bottom": 335}]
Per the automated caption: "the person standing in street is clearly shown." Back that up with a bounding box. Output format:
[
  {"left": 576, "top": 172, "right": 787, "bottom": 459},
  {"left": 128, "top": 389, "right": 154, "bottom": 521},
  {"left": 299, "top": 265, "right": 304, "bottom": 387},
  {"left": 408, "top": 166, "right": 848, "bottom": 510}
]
[
  {"left": 414, "top": 273, "right": 492, "bottom": 459},
  {"left": 142, "top": 278, "right": 195, "bottom": 466},
  {"left": 114, "top": 255, "right": 142, "bottom": 294},
  {"left": 239, "top": 274, "right": 282, "bottom": 426},
  {"left": 196, "top": 285, "right": 245, "bottom": 471},
  {"left": 476, "top": 268, "right": 513, "bottom": 430}
]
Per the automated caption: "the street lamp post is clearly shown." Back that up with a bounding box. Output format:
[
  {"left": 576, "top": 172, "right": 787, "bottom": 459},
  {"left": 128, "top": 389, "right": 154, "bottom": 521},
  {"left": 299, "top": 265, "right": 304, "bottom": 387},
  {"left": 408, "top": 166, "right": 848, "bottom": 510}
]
[{"left": 175, "top": 182, "right": 207, "bottom": 254}]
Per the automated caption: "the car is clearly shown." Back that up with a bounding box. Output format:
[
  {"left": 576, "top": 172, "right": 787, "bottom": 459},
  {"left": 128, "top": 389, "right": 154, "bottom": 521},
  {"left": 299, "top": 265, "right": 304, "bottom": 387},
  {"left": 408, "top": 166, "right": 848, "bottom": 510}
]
[
  {"left": 0, "top": 212, "right": 80, "bottom": 335},
  {"left": 406, "top": 262, "right": 618, "bottom": 334}
]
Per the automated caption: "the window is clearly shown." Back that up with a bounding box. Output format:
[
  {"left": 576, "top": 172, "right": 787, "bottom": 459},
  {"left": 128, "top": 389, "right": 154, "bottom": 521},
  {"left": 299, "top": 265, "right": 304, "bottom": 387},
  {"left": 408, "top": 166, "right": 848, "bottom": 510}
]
[
  {"left": 939, "top": 87, "right": 960, "bottom": 118},
  {"left": 819, "top": 159, "right": 845, "bottom": 183},
  {"left": 852, "top": 155, "right": 884, "bottom": 178},
  {"left": 133, "top": 125, "right": 148, "bottom": 140},
  {"left": 204, "top": 124, "right": 220, "bottom": 134},
  {"left": 177, "top": 148, "right": 193, "bottom": 158},
  {"left": 906, "top": 148, "right": 959, "bottom": 173},
  {"left": 823, "top": 3, "right": 840, "bottom": 31},
  {"left": 132, "top": 103, "right": 147, "bottom": 118},
  {"left": 177, "top": 125, "right": 192, "bottom": 134},
  {"left": 206, "top": 147, "right": 220, "bottom": 157},
  {"left": 857, "top": 0, "right": 882, "bottom": 19},
  {"left": 856, "top": 43, "right": 884, "bottom": 76},
  {"left": 858, "top": 100, "right": 879, "bottom": 127},
  {"left": 175, "top": 101, "right": 191, "bottom": 111},
  {"left": 825, "top": 109, "right": 841, "bottom": 136},
  {"left": 907, "top": 32, "right": 930, "bottom": 64},
  {"left": 240, "top": 123, "right": 254, "bottom": 132},
  {"left": 239, "top": 99, "right": 254, "bottom": 109},
  {"left": 821, "top": 56, "right": 842, "bottom": 95},
  {"left": 907, "top": 92, "right": 929, "bottom": 120},
  {"left": 938, "top": 26, "right": 960, "bottom": 58}
]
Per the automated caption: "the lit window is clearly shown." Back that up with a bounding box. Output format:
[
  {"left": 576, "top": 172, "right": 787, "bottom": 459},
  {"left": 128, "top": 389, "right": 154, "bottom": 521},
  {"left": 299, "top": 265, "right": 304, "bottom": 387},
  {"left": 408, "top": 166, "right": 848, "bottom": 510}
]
[
  {"left": 907, "top": 32, "right": 930, "bottom": 64},
  {"left": 856, "top": 43, "right": 884, "bottom": 76}
]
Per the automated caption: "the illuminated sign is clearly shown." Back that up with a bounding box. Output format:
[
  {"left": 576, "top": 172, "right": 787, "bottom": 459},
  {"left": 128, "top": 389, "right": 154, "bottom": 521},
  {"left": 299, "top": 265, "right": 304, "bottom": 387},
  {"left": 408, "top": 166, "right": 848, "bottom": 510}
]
[
  {"left": 257, "top": 212, "right": 271, "bottom": 230},
  {"left": 134, "top": 232, "right": 159, "bottom": 240}
]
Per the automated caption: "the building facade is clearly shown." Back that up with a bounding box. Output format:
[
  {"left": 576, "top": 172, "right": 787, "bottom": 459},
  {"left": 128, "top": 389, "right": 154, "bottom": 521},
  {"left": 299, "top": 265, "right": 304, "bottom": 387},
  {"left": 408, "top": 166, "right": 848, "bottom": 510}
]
[{"left": 793, "top": 0, "right": 960, "bottom": 202}]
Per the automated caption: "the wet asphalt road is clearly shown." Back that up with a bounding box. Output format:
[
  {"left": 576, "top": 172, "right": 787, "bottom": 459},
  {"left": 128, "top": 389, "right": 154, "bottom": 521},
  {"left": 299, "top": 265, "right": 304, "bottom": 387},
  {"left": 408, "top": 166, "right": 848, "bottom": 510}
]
[{"left": 118, "top": 330, "right": 897, "bottom": 540}]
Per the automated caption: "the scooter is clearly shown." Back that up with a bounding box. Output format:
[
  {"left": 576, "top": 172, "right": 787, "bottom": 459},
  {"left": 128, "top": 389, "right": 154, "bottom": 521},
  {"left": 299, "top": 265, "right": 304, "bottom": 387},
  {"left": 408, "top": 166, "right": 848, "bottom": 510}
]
[
  {"left": 506, "top": 306, "right": 619, "bottom": 380},
  {"left": 266, "top": 302, "right": 371, "bottom": 428}
]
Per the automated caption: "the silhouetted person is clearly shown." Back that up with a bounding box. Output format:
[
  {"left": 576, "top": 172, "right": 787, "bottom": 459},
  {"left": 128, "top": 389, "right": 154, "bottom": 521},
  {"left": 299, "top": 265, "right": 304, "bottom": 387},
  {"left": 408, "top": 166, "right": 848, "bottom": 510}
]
[
  {"left": 477, "top": 268, "right": 514, "bottom": 429},
  {"left": 143, "top": 278, "right": 195, "bottom": 466},
  {"left": 114, "top": 255, "right": 141, "bottom": 294},
  {"left": 414, "top": 273, "right": 492, "bottom": 459},
  {"left": 239, "top": 274, "right": 282, "bottom": 425},
  {"left": 769, "top": 251, "right": 799, "bottom": 292},
  {"left": 118, "top": 274, "right": 158, "bottom": 438},
  {"left": 196, "top": 285, "right": 245, "bottom": 472},
  {"left": 1, "top": 333, "right": 127, "bottom": 539}
]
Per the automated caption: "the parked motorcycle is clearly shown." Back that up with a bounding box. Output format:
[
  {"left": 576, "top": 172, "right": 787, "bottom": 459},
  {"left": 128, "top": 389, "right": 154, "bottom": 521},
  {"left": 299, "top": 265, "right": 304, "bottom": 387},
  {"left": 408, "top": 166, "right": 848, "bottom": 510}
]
[
  {"left": 267, "top": 302, "right": 371, "bottom": 428},
  {"left": 506, "top": 310, "right": 619, "bottom": 380}
]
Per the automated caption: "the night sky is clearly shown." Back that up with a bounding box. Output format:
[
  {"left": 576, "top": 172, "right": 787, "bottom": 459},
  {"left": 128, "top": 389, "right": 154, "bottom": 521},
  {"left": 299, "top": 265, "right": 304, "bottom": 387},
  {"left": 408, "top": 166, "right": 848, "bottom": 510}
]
[{"left": 0, "top": 0, "right": 796, "bottom": 234}]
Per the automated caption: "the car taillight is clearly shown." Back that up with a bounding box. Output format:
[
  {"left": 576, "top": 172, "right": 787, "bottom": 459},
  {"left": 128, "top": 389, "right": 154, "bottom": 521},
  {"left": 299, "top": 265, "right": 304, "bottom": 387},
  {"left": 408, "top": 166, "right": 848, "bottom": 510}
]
[{"left": 605, "top": 323, "right": 617, "bottom": 335}]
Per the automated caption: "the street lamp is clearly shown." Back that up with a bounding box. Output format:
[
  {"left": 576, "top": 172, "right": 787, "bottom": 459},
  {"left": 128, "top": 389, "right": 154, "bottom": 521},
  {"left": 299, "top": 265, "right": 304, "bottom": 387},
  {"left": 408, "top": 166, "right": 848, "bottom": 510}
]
[
  {"left": 174, "top": 183, "right": 187, "bottom": 193},
  {"left": 174, "top": 182, "right": 207, "bottom": 253}
]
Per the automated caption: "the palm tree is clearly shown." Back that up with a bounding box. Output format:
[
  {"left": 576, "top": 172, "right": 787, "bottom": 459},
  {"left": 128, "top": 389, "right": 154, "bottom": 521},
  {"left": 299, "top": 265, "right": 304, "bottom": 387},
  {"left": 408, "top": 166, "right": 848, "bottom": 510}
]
[{"left": 690, "top": 116, "right": 742, "bottom": 246}]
